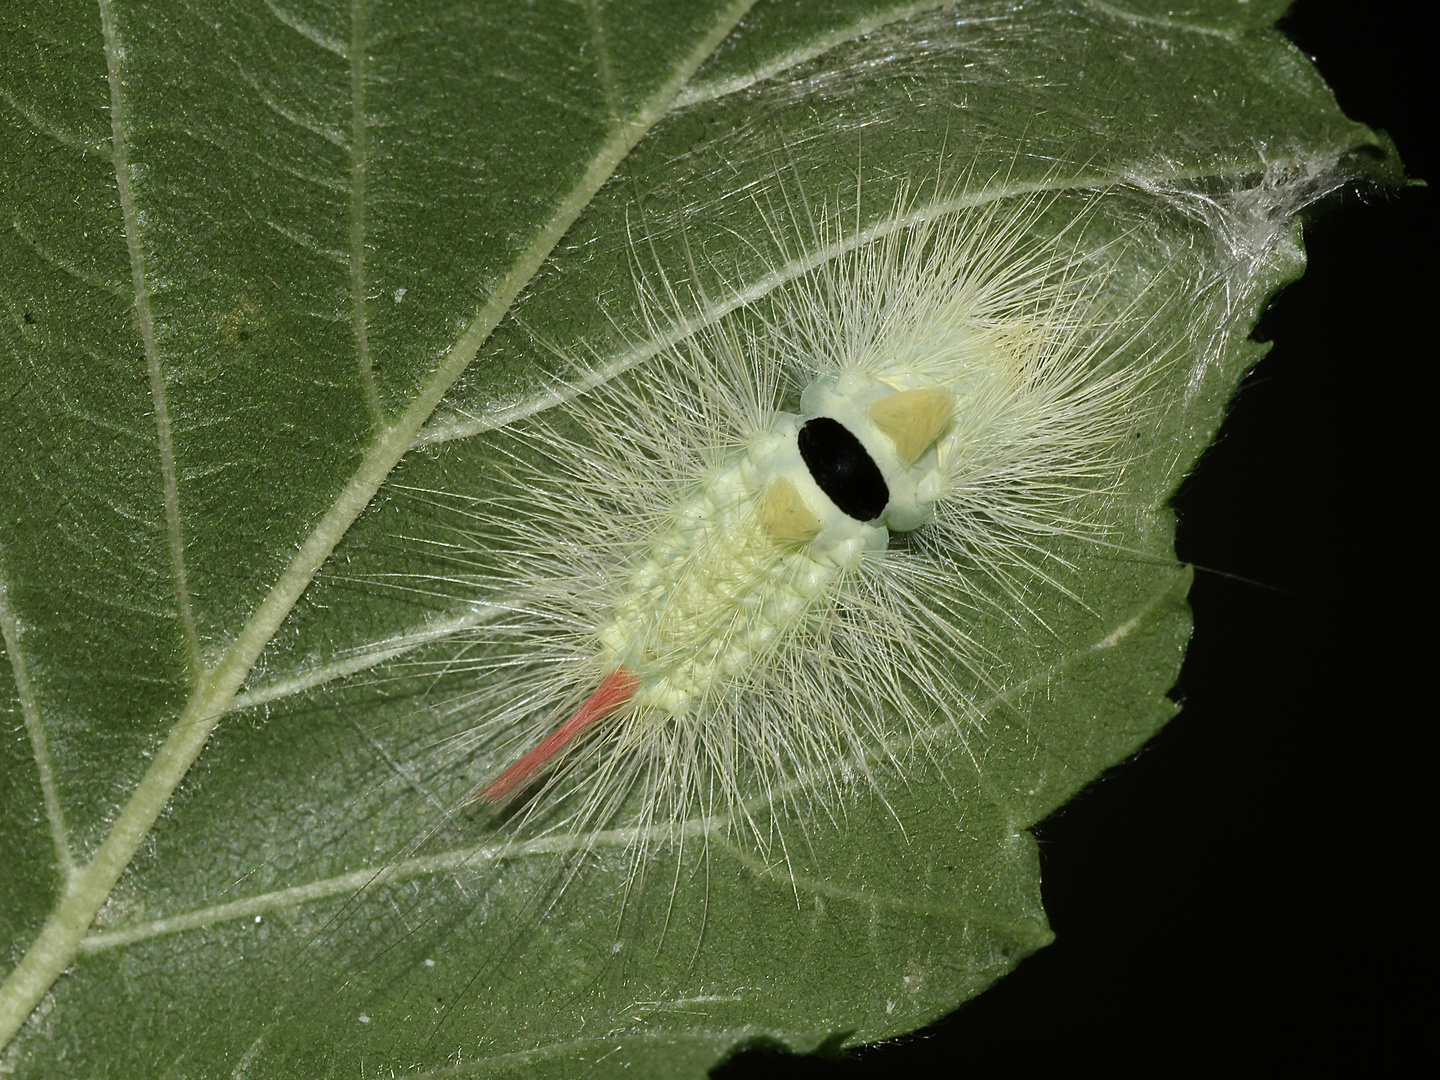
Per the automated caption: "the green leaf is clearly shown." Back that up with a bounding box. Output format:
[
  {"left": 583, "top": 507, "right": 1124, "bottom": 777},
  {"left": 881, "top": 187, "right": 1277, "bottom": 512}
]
[{"left": 0, "top": 0, "right": 1399, "bottom": 1076}]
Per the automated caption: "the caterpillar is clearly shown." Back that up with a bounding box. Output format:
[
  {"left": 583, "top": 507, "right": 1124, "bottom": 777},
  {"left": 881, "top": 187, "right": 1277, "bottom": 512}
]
[{"left": 394, "top": 186, "right": 1165, "bottom": 865}]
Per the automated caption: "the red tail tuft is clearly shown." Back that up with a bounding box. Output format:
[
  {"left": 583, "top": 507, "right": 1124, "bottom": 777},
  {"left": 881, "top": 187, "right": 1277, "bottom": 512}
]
[{"left": 478, "top": 667, "right": 640, "bottom": 803}]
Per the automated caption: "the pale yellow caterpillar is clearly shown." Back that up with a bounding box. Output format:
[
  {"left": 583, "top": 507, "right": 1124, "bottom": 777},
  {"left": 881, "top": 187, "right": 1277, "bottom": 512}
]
[{"left": 389, "top": 187, "right": 1163, "bottom": 867}]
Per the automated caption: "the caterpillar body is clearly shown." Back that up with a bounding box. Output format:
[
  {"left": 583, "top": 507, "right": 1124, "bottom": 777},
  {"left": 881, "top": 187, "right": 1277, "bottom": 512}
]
[
  {"left": 413, "top": 190, "right": 1158, "bottom": 854},
  {"left": 483, "top": 361, "right": 956, "bottom": 803}
]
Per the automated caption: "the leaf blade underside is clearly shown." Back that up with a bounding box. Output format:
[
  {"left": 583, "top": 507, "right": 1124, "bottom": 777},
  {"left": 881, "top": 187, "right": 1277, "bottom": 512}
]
[{"left": 0, "top": 0, "right": 1400, "bottom": 1075}]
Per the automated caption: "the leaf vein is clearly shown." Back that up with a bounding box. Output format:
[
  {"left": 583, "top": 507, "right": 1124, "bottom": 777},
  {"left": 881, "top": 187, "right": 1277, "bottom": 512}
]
[
  {"left": 98, "top": 0, "right": 201, "bottom": 677},
  {"left": 674, "top": 0, "right": 953, "bottom": 109},
  {"left": 582, "top": 0, "right": 622, "bottom": 126},
  {"left": 262, "top": 0, "right": 348, "bottom": 58},
  {"left": 350, "top": 0, "right": 383, "bottom": 430},
  {"left": 0, "top": 85, "right": 107, "bottom": 157},
  {"left": 1080, "top": 0, "right": 1240, "bottom": 41},
  {"left": 9, "top": 215, "right": 126, "bottom": 297},
  {"left": 0, "top": 554, "right": 75, "bottom": 880}
]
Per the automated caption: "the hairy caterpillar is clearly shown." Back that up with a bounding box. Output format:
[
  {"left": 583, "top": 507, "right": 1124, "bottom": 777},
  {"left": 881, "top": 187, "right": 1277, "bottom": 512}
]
[{"left": 387, "top": 186, "right": 1164, "bottom": 868}]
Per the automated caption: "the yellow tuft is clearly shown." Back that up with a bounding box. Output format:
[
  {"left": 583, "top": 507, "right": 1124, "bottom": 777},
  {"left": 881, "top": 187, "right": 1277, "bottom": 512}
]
[
  {"left": 757, "top": 476, "right": 822, "bottom": 544},
  {"left": 869, "top": 387, "right": 955, "bottom": 465}
]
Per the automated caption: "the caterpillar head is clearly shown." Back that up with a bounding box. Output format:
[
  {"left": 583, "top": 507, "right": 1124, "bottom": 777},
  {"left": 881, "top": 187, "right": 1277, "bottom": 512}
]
[{"left": 745, "top": 368, "right": 956, "bottom": 566}]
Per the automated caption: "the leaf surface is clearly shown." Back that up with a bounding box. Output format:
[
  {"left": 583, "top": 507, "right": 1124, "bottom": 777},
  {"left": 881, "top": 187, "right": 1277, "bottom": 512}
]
[{"left": 0, "top": 0, "right": 1398, "bottom": 1075}]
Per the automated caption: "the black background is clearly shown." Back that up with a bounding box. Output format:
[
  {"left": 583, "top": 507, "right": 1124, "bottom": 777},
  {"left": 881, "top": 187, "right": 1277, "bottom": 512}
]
[{"left": 717, "top": 1, "right": 1430, "bottom": 1073}]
